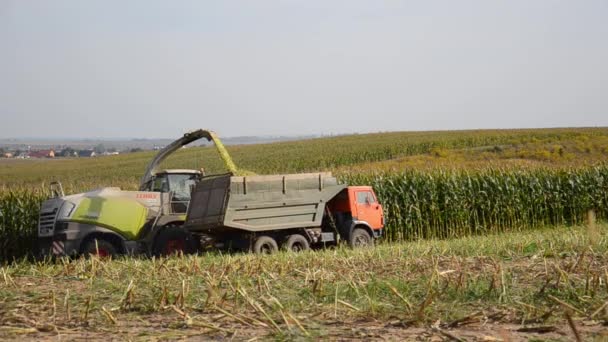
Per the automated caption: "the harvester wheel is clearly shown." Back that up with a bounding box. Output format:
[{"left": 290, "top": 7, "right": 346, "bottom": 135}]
[
  {"left": 252, "top": 235, "right": 278, "bottom": 254},
  {"left": 282, "top": 234, "right": 310, "bottom": 252},
  {"left": 153, "top": 226, "right": 198, "bottom": 257},
  {"left": 349, "top": 228, "right": 374, "bottom": 248},
  {"left": 82, "top": 238, "right": 118, "bottom": 258}
]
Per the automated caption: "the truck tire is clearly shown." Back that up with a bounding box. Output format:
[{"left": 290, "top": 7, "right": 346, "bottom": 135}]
[
  {"left": 153, "top": 226, "right": 198, "bottom": 257},
  {"left": 282, "top": 234, "right": 310, "bottom": 252},
  {"left": 82, "top": 238, "right": 118, "bottom": 258},
  {"left": 253, "top": 235, "right": 278, "bottom": 254},
  {"left": 349, "top": 228, "right": 374, "bottom": 248}
]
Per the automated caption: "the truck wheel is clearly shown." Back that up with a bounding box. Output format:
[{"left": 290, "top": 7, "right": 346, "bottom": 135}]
[
  {"left": 82, "top": 238, "right": 118, "bottom": 258},
  {"left": 153, "top": 226, "right": 198, "bottom": 257},
  {"left": 283, "top": 234, "right": 310, "bottom": 252},
  {"left": 253, "top": 235, "right": 278, "bottom": 254},
  {"left": 349, "top": 228, "right": 374, "bottom": 248}
]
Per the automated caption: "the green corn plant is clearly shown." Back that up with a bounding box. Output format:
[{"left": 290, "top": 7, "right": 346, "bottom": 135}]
[
  {"left": 0, "top": 188, "right": 47, "bottom": 262},
  {"left": 341, "top": 164, "right": 608, "bottom": 242}
]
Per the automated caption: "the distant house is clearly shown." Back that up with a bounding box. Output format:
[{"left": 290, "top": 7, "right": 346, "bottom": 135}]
[
  {"left": 28, "top": 150, "right": 55, "bottom": 158},
  {"left": 101, "top": 151, "right": 120, "bottom": 156},
  {"left": 77, "top": 150, "right": 96, "bottom": 158},
  {"left": 2, "top": 152, "right": 13, "bottom": 158},
  {"left": 59, "top": 149, "right": 77, "bottom": 157}
]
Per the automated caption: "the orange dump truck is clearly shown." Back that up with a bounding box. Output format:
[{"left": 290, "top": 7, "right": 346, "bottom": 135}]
[{"left": 184, "top": 173, "right": 385, "bottom": 253}]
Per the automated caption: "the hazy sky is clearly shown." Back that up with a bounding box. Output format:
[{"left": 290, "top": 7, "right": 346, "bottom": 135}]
[{"left": 1, "top": 1, "right": 607, "bottom": 139}]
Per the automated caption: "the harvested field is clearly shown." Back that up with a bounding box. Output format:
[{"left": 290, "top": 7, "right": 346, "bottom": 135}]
[{"left": 1, "top": 225, "right": 607, "bottom": 340}]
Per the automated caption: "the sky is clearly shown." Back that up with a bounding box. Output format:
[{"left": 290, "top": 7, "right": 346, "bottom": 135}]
[{"left": 1, "top": 1, "right": 607, "bottom": 139}]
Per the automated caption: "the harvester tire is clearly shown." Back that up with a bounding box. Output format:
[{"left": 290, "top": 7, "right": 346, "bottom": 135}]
[
  {"left": 153, "top": 226, "right": 198, "bottom": 257},
  {"left": 82, "top": 238, "right": 118, "bottom": 258},
  {"left": 282, "top": 234, "right": 310, "bottom": 252},
  {"left": 349, "top": 228, "right": 374, "bottom": 248},
  {"left": 252, "top": 235, "right": 278, "bottom": 254}
]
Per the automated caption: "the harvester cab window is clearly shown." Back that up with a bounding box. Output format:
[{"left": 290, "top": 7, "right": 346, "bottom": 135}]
[
  {"left": 152, "top": 177, "right": 170, "bottom": 193},
  {"left": 356, "top": 191, "right": 376, "bottom": 205},
  {"left": 168, "top": 174, "right": 199, "bottom": 200},
  {"left": 149, "top": 173, "right": 199, "bottom": 198},
  {"left": 167, "top": 173, "right": 199, "bottom": 214}
]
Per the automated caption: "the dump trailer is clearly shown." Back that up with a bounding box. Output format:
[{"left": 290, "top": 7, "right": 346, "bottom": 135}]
[{"left": 184, "top": 172, "right": 384, "bottom": 253}]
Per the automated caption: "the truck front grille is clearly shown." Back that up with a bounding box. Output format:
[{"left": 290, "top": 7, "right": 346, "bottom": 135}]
[{"left": 38, "top": 209, "right": 58, "bottom": 237}]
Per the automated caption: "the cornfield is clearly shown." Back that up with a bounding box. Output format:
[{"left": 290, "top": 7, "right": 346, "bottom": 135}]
[
  {"left": 0, "top": 189, "right": 47, "bottom": 261},
  {"left": 3, "top": 127, "right": 608, "bottom": 190},
  {"left": 1, "top": 165, "right": 607, "bottom": 261},
  {"left": 343, "top": 165, "right": 608, "bottom": 241}
]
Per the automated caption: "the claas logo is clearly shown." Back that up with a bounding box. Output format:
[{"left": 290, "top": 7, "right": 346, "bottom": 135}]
[{"left": 136, "top": 193, "right": 158, "bottom": 199}]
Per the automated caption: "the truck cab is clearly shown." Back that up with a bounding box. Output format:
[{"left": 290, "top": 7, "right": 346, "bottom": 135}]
[
  {"left": 328, "top": 186, "right": 384, "bottom": 245},
  {"left": 347, "top": 186, "right": 384, "bottom": 231}
]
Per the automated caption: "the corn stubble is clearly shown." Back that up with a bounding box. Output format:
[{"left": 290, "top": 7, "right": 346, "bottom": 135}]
[{"left": 0, "top": 225, "right": 606, "bottom": 339}]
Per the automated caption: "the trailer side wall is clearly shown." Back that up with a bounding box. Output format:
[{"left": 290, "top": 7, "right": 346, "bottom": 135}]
[{"left": 185, "top": 173, "right": 346, "bottom": 234}]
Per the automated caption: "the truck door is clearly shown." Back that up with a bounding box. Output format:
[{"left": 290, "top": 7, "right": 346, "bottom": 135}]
[{"left": 354, "top": 190, "right": 383, "bottom": 229}]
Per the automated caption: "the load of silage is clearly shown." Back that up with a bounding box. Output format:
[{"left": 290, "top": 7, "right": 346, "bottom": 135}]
[{"left": 210, "top": 132, "right": 257, "bottom": 176}]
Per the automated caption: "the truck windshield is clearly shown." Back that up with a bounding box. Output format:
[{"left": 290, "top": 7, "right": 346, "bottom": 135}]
[{"left": 356, "top": 191, "right": 376, "bottom": 204}]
